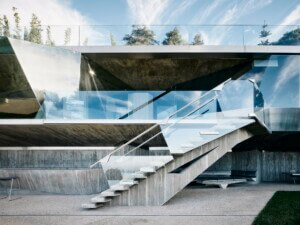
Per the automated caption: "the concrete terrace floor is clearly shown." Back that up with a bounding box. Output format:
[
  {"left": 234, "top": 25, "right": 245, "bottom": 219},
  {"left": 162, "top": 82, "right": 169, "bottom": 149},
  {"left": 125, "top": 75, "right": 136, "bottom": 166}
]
[{"left": 0, "top": 183, "right": 299, "bottom": 225}]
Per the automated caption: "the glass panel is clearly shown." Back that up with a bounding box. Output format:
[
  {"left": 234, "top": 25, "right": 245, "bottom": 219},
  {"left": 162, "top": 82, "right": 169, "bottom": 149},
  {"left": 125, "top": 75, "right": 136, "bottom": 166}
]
[{"left": 3, "top": 25, "right": 299, "bottom": 46}]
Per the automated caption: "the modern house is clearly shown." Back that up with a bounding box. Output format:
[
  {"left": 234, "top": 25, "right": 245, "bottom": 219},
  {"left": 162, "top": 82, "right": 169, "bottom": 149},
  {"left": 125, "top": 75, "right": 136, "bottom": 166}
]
[{"left": 0, "top": 32, "right": 299, "bottom": 209}]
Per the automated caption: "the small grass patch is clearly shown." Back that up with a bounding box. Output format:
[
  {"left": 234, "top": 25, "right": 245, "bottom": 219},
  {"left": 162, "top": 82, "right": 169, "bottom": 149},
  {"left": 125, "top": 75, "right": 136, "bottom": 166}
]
[{"left": 253, "top": 191, "right": 300, "bottom": 225}]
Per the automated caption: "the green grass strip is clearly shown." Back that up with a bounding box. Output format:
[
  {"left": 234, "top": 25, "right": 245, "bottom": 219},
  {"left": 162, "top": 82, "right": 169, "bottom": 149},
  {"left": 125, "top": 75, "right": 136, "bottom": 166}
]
[{"left": 253, "top": 191, "right": 300, "bottom": 225}]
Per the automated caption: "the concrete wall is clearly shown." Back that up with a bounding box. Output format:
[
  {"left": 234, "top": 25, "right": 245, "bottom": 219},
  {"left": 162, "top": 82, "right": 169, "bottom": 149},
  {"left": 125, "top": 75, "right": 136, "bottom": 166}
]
[
  {"left": 0, "top": 168, "right": 108, "bottom": 194},
  {"left": 206, "top": 150, "right": 300, "bottom": 183},
  {"left": 0, "top": 148, "right": 169, "bottom": 169},
  {"left": 0, "top": 149, "right": 111, "bottom": 168},
  {"left": 0, "top": 148, "right": 113, "bottom": 194}
]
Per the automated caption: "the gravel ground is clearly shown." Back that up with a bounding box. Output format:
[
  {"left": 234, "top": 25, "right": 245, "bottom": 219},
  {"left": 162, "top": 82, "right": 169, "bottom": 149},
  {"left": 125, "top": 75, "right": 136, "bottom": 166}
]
[{"left": 0, "top": 183, "right": 299, "bottom": 225}]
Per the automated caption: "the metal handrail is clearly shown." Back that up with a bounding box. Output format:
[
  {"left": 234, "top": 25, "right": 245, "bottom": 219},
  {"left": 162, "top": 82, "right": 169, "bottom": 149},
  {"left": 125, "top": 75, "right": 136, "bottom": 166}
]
[{"left": 90, "top": 79, "right": 232, "bottom": 167}]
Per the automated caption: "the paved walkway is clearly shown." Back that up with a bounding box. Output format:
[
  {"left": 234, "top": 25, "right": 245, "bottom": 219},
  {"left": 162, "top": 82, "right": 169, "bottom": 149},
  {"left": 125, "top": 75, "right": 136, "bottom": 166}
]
[{"left": 0, "top": 183, "right": 299, "bottom": 225}]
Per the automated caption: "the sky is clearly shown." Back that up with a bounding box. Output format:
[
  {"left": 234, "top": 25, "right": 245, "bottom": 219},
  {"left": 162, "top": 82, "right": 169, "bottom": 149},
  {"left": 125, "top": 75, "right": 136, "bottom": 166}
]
[{"left": 0, "top": 0, "right": 300, "bottom": 45}]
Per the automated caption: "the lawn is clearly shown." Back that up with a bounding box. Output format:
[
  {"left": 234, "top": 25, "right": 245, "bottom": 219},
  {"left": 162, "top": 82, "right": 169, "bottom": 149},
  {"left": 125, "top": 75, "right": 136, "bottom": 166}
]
[{"left": 253, "top": 191, "right": 300, "bottom": 225}]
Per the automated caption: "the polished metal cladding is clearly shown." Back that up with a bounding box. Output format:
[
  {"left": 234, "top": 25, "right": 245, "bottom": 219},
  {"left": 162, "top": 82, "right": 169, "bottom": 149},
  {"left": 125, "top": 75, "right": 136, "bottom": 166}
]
[
  {"left": 0, "top": 37, "right": 40, "bottom": 118},
  {"left": 263, "top": 108, "right": 300, "bottom": 131},
  {"left": 9, "top": 38, "right": 81, "bottom": 104}
]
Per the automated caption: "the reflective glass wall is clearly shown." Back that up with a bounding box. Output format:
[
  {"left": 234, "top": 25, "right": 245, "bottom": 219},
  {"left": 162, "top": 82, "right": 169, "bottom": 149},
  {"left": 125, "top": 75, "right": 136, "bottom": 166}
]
[{"left": 242, "top": 55, "right": 300, "bottom": 131}]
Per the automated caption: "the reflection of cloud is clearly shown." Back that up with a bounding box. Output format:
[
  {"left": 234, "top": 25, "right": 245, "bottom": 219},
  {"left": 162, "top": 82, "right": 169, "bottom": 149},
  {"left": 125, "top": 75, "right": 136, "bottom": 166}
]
[
  {"left": 274, "top": 56, "right": 299, "bottom": 91},
  {"left": 264, "top": 56, "right": 299, "bottom": 108},
  {"left": 218, "top": 81, "right": 253, "bottom": 110}
]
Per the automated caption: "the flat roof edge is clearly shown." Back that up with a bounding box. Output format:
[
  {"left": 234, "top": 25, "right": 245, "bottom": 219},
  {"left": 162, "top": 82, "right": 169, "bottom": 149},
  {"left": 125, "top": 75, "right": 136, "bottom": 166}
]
[{"left": 61, "top": 45, "right": 300, "bottom": 54}]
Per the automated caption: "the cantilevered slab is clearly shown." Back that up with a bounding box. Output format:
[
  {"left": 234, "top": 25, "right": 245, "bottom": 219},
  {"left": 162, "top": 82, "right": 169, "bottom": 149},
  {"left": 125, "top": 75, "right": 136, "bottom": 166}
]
[
  {"left": 63, "top": 45, "right": 300, "bottom": 56},
  {"left": 0, "top": 120, "right": 167, "bottom": 147}
]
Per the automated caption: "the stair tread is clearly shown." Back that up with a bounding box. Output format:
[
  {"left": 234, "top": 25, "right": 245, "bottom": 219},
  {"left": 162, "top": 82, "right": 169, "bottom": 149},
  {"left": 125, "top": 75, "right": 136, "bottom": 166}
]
[
  {"left": 120, "top": 180, "right": 139, "bottom": 186},
  {"left": 110, "top": 184, "right": 130, "bottom": 191},
  {"left": 100, "top": 190, "right": 120, "bottom": 197},
  {"left": 82, "top": 202, "right": 103, "bottom": 209},
  {"left": 91, "top": 197, "right": 112, "bottom": 203},
  {"left": 140, "top": 167, "right": 156, "bottom": 173}
]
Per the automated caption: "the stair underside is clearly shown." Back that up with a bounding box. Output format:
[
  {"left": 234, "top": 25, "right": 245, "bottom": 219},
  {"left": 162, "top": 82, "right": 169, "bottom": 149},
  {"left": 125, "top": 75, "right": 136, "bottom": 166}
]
[{"left": 82, "top": 126, "right": 254, "bottom": 209}]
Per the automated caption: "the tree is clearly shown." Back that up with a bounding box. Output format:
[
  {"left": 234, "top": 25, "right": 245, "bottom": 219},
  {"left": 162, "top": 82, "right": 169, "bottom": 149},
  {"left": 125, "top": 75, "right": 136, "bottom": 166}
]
[
  {"left": 3, "top": 15, "right": 10, "bottom": 37},
  {"left": 23, "top": 27, "right": 29, "bottom": 41},
  {"left": 162, "top": 27, "right": 183, "bottom": 45},
  {"left": 64, "top": 27, "right": 71, "bottom": 45},
  {"left": 273, "top": 28, "right": 300, "bottom": 45},
  {"left": 0, "top": 17, "right": 3, "bottom": 36},
  {"left": 28, "top": 14, "right": 43, "bottom": 44},
  {"left": 83, "top": 37, "right": 88, "bottom": 46},
  {"left": 45, "top": 26, "right": 55, "bottom": 46},
  {"left": 12, "top": 7, "right": 21, "bottom": 39},
  {"left": 110, "top": 32, "right": 116, "bottom": 46},
  {"left": 123, "top": 25, "right": 158, "bottom": 45},
  {"left": 259, "top": 21, "right": 271, "bottom": 45},
  {"left": 192, "top": 33, "right": 204, "bottom": 45}
]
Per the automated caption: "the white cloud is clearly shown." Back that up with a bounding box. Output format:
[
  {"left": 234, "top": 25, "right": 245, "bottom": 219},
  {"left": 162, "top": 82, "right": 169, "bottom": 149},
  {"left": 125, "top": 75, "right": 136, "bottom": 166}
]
[
  {"left": 0, "top": 0, "right": 104, "bottom": 45},
  {"left": 165, "top": 0, "right": 197, "bottom": 24},
  {"left": 205, "top": 0, "right": 273, "bottom": 45},
  {"left": 126, "top": 0, "right": 170, "bottom": 25},
  {"left": 191, "top": 0, "right": 224, "bottom": 24},
  {"left": 270, "top": 4, "right": 300, "bottom": 41}
]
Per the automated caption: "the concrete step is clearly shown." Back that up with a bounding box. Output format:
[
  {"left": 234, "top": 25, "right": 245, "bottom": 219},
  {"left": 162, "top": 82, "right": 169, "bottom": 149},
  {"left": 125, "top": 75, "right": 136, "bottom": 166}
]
[
  {"left": 120, "top": 180, "right": 139, "bottom": 186},
  {"left": 127, "top": 173, "right": 147, "bottom": 180},
  {"left": 110, "top": 184, "right": 129, "bottom": 191},
  {"left": 150, "top": 161, "right": 166, "bottom": 169},
  {"left": 199, "top": 131, "right": 220, "bottom": 135},
  {"left": 140, "top": 167, "right": 156, "bottom": 173},
  {"left": 91, "top": 196, "right": 112, "bottom": 203},
  {"left": 171, "top": 152, "right": 184, "bottom": 157},
  {"left": 180, "top": 143, "right": 194, "bottom": 148},
  {"left": 100, "top": 190, "right": 120, "bottom": 197},
  {"left": 82, "top": 202, "right": 103, "bottom": 209}
]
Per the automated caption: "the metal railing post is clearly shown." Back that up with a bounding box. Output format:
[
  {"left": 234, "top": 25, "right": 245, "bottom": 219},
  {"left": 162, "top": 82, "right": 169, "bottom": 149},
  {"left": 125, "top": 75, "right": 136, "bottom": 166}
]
[{"left": 78, "top": 26, "right": 81, "bottom": 46}]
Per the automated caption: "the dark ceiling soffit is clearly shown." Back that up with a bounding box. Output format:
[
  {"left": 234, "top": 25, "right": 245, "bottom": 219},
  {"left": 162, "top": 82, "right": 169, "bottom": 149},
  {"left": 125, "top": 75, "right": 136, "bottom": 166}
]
[
  {"left": 174, "top": 61, "right": 253, "bottom": 90},
  {"left": 81, "top": 55, "right": 134, "bottom": 90}
]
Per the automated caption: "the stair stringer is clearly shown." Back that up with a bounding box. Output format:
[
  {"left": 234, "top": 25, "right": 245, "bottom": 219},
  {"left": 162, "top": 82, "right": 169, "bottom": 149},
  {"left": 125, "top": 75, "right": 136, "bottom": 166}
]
[{"left": 108, "top": 127, "right": 254, "bottom": 206}]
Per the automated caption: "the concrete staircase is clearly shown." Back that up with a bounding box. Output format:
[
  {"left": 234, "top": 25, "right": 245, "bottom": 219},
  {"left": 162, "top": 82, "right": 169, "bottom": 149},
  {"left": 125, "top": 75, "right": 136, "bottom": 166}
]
[
  {"left": 82, "top": 79, "right": 265, "bottom": 209},
  {"left": 82, "top": 121, "right": 255, "bottom": 209}
]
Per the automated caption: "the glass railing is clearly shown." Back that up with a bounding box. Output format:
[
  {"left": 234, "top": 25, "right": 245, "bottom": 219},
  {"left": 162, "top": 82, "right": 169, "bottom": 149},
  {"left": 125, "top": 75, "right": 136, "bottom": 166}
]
[
  {"left": 3, "top": 24, "right": 300, "bottom": 46},
  {"left": 37, "top": 80, "right": 254, "bottom": 120}
]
